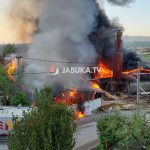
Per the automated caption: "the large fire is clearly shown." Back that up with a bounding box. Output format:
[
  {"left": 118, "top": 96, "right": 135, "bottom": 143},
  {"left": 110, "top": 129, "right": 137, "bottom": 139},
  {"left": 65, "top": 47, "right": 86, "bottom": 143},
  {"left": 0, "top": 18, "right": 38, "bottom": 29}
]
[
  {"left": 95, "top": 62, "right": 150, "bottom": 79},
  {"left": 123, "top": 68, "right": 150, "bottom": 75},
  {"left": 95, "top": 62, "right": 113, "bottom": 79},
  {"left": 7, "top": 59, "right": 17, "bottom": 81}
]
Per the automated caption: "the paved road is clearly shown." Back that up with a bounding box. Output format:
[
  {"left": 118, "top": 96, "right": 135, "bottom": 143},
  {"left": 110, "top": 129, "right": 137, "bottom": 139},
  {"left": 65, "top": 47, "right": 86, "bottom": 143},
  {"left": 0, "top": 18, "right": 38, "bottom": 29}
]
[
  {"left": 0, "top": 143, "right": 8, "bottom": 150},
  {"left": 74, "top": 113, "right": 103, "bottom": 150},
  {"left": 74, "top": 122, "right": 98, "bottom": 150}
]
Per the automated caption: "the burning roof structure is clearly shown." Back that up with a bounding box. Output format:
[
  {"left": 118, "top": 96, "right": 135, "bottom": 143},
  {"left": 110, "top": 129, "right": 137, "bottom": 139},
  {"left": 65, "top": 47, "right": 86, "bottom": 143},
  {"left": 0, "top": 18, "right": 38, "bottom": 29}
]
[{"left": 54, "top": 88, "right": 102, "bottom": 105}]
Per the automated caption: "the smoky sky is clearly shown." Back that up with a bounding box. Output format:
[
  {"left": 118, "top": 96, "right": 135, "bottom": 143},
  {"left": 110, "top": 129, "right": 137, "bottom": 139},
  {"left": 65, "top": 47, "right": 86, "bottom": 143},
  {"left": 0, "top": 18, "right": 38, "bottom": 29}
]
[
  {"left": 107, "top": 0, "right": 135, "bottom": 6},
  {"left": 22, "top": 0, "right": 139, "bottom": 92}
]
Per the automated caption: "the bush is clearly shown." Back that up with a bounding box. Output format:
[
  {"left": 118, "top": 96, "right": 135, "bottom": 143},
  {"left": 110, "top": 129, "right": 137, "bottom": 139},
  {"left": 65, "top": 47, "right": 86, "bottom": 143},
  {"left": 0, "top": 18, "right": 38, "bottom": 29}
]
[
  {"left": 97, "top": 112, "right": 150, "bottom": 150},
  {"left": 8, "top": 87, "right": 76, "bottom": 150},
  {"left": 10, "top": 92, "right": 29, "bottom": 106}
]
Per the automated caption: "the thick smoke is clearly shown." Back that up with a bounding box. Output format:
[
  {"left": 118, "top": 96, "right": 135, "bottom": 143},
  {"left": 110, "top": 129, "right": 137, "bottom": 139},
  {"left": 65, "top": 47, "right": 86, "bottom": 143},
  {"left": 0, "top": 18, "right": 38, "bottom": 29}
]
[
  {"left": 23, "top": 0, "right": 139, "bottom": 93},
  {"left": 89, "top": 6, "right": 140, "bottom": 70},
  {"left": 24, "top": 0, "right": 100, "bottom": 93},
  {"left": 7, "top": 0, "right": 44, "bottom": 43},
  {"left": 107, "top": 0, "right": 135, "bottom": 6}
]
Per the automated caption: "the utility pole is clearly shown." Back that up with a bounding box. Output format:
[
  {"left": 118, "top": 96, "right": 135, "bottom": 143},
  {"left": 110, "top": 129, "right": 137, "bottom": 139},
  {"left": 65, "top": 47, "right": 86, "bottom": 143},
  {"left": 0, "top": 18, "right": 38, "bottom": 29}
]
[
  {"left": 137, "top": 61, "right": 141, "bottom": 117},
  {"left": 16, "top": 56, "right": 22, "bottom": 89}
]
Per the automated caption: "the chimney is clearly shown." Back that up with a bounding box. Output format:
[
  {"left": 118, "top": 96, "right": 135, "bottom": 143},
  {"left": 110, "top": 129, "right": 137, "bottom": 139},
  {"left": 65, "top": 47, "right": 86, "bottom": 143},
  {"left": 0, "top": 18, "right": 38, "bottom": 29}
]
[{"left": 113, "top": 30, "right": 123, "bottom": 79}]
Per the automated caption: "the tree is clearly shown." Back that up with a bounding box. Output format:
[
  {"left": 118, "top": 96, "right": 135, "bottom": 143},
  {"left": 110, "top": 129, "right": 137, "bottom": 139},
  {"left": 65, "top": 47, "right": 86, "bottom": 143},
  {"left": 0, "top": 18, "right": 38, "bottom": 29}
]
[
  {"left": 35, "top": 86, "right": 53, "bottom": 108},
  {"left": 10, "top": 92, "right": 30, "bottom": 106},
  {"left": 3, "top": 44, "right": 16, "bottom": 57},
  {"left": 8, "top": 87, "right": 76, "bottom": 150},
  {"left": 0, "top": 65, "right": 17, "bottom": 105},
  {"left": 97, "top": 112, "right": 150, "bottom": 150}
]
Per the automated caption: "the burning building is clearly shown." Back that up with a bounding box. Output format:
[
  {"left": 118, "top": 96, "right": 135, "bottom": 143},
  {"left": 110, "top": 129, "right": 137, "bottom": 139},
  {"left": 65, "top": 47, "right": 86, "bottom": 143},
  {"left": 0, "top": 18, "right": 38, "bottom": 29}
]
[
  {"left": 54, "top": 88, "right": 103, "bottom": 117},
  {"left": 54, "top": 89, "right": 102, "bottom": 105},
  {"left": 12, "top": 0, "right": 149, "bottom": 107}
]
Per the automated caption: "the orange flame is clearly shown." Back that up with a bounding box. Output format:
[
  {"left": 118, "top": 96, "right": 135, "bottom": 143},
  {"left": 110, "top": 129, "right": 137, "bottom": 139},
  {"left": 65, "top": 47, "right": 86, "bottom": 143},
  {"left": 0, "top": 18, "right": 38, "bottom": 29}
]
[
  {"left": 7, "top": 59, "right": 17, "bottom": 81},
  {"left": 90, "top": 82, "right": 101, "bottom": 90},
  {"left": 69, "top": 91, "right": 76, "bottom": 97},
  {"left": 96, "top": 62, "right": 150, "bottom": 79},
  {"left": 96, "top": 63, "right": 113, "bottom": 79},
  {"left": 77, "top": 111, "right": 85, "bottom": 119},
  {"left": 123, "top": 68, "right": 150, "bottom": 75}
]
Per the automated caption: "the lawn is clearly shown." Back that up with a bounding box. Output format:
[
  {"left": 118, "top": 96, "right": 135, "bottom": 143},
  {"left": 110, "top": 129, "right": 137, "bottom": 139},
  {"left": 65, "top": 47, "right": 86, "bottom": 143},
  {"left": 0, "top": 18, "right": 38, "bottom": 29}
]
[{"left": 139, "top": 54, "right": 150, "bottom": 62}]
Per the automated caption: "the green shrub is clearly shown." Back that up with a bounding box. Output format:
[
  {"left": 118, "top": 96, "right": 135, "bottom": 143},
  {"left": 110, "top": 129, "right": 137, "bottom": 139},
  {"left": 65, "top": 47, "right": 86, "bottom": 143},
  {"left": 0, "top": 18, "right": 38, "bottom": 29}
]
[
  {"left": 8, "top": 87, "right": 76, "bottom": 150},
  {"left": 10, "top": 92, "right": 29, "bottom": 106},
  {"left": 97, "top": 112, "right": 150, "bottom": 150}
]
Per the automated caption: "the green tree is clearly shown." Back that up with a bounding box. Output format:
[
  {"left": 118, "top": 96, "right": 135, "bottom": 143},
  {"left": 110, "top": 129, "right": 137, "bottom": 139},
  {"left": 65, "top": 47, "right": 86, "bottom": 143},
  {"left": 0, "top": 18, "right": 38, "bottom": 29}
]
[
  {"left": 35, "top": 86, "right": 53, "bottom": 108},
  {"left": 3, "top": 44, "right": 16, "bottom": 57},
  {"left": 8, "top": 87, "right": 76, "bottom": 150},
  {"left": 10, "top": 92, "right": 29, "bottom": 106},
  {"left": 0, "top": 65, "right": 17, "bottom": 105},
  {"left": 97, "top": 112, "right": 150, "bottom": 150}
]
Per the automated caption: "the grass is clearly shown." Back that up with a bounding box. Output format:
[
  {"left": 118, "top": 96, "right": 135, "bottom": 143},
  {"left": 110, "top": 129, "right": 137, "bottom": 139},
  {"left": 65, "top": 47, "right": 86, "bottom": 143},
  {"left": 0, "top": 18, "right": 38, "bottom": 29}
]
[{"left": 139, "top": 54, "right": 150, "bottom": 62}]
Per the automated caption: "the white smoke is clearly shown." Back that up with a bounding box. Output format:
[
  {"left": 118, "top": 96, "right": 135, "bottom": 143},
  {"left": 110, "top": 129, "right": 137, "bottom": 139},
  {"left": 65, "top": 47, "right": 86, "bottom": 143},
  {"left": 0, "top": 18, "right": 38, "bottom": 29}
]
[{"left": 24, "top": 0, "right": 100, "bottom": 92}]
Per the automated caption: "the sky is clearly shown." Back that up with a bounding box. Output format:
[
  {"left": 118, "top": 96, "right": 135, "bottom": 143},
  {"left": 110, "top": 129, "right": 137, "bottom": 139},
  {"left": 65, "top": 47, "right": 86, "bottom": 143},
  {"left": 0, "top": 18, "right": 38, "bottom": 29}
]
[
  {"left": 0, "top": 0, "right": 149, "bottom": 43},
  {"left": 104, "top": 0, "right": 150, "bottom": 36}
]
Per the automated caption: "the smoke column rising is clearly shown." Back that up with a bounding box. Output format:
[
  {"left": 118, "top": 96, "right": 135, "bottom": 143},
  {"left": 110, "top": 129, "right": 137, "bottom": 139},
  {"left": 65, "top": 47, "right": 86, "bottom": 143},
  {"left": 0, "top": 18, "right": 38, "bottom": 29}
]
[
  {"left": 6, "top": 0, "right": 44, "bottom": 43},
  {"left": 23, "top": 0, "right": 139, "bottom": 93},
  {"left": 24, "top": 0, "right": 100, "bottom": 92}
]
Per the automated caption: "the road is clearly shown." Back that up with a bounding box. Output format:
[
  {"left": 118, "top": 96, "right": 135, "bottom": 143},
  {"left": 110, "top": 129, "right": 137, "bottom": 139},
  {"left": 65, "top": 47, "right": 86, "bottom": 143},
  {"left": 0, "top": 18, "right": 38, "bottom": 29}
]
[
  {"left": 74, "top": 122, "right": 98, "bottom": 150},
  {"left": 0, "top": 143, "right": 8, "bottom": 150},
  {"left": 74, "top": 112, "right": 103, "bottom": 150}
]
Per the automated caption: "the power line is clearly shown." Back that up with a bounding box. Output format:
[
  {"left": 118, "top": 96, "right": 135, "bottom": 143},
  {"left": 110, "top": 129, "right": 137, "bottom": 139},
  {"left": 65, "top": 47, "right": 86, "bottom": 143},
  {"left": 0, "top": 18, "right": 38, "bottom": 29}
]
[
  {"left": 22, "top": 57, "right": 96, "bottom": 65},
  {"left": 22, "top": 57, "right": 150, "bottom": 66},
  {"left": 1, "top": 55, "right": 150, "bottom": 66}
]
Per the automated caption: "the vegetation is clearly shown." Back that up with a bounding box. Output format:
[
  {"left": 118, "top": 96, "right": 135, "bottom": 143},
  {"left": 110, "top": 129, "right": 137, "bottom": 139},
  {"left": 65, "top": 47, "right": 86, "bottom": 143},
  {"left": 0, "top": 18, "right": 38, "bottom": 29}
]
[
  {"left": 2, "top": 44, "right": 16, "bottom": 57},
  {"left": 124, "top": 41, "right": 150, "bottom": 48},
  {"left": 0, "top": 64, "right": 29, "bottom": 106},
  {"left": 140, "top": 54, "right": 150, "bottom": 62},
  {"left": 97, "top": 112, "right": 150, "bottom": 150},
  {"left": 8, "top": 87, "right": 76, "bottom": 150},
  {"left": 10, "top": 92, "right": 30, "bottom": 106},
  {"left": 0, "top": 66, "right": 17, "bottom": 105},
  {"left": 0, "top": 44, "right": 30, "bottom": 106}
]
